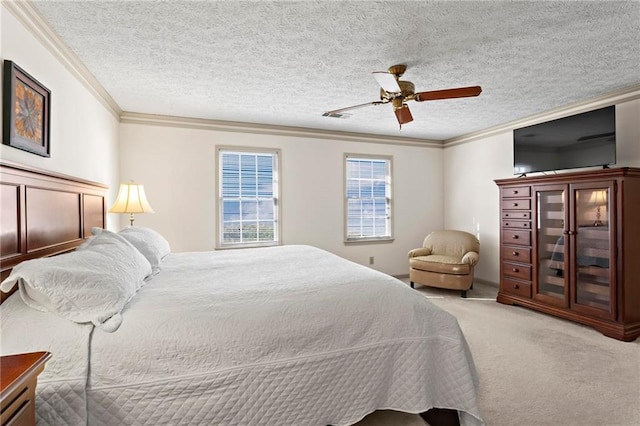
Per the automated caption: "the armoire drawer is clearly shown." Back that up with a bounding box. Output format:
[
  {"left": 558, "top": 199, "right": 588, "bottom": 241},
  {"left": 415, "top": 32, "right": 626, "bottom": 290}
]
[
  {"left": 503, "top": 262, "right": 532, "bottom": 281},
  {"left": 502, "top": 220, "right": 531, "bottom": 229},
  {"left": 501, "top": 186, "right": 531, "bottom": 198},
  {"left": 502, "top": 246, "right": 532, "bottom": 263},
  {"left": 502, "top": 278, "right": 532, "bottom": 298},
  {"left": 502, "top": 230, "right": 531, "bottom": 246},
  {"left": 500, "top": 199, "right": 531, "bottom": 210},
  {"left": 502, "top": 211, "right": 531, "bottom": 220}
]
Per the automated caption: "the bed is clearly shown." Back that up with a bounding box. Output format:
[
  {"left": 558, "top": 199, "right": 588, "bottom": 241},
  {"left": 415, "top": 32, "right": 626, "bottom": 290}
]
[{"left": 0, "top": 162, "right": 483, "bottom": 426}]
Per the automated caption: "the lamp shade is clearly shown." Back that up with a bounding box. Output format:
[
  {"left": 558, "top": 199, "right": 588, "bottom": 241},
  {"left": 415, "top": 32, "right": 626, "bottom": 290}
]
[
  {"left": 589, "top": 190, "right": 607, "bottom": 206},
  {"left": 109, "top": 183, "right": 155, "bottom": 214}
]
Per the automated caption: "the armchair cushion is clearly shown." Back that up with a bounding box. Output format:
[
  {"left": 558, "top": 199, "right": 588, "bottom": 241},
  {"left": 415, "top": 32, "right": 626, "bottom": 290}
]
[{"left": 410, "top": 255, "right": 471, "bottom": 275}]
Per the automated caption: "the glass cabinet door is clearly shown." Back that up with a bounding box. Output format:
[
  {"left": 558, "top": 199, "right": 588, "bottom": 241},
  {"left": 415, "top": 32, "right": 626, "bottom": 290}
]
[
  {"left": 571, "top": 183, "right": 615, "bottom": 319},
  {"left": 534, "top": 185, "right": 569, "bottom": 306}
]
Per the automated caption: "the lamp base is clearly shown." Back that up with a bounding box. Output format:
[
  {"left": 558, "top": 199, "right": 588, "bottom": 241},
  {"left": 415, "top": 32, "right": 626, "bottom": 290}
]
[{"left": 593, "top": 206, "right": 603, "bottom": 227}]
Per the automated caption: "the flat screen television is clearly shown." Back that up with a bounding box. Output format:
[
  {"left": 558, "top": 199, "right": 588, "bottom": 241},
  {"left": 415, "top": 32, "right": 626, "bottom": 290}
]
[{"left": 513, "top": 106, "right": 616, "bottom": 175}]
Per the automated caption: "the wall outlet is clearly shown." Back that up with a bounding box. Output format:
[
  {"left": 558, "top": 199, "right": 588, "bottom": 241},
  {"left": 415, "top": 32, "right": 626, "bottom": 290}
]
[{"left": 369, "top": 256, "right": 374, "bottom": 265}]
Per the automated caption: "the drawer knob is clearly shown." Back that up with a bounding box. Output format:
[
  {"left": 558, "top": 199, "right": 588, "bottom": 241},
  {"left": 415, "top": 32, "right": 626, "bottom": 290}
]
[
  {"left": 512, "top": 235, "right": 519, "bottom": 239},
  {"left": 513, "top": 203, "right": 518, "bottom": 207},
  {"left": 512, "top": 251, "right": 519, "bottom": 256},
  {"left": 512, "top": 268, "right": 519, "bottom": 272},
  {"left": 505, "top": 214, "right": 510, "bottom": 217},
  {"left": 505, "top": 223, "right": 509, "bottom": 226},
  {"left": 514, "top": 190, "right": 518, "bottom": 194},
  {"left": 513, "top": 284, "right": 520, "bottom": 289}
]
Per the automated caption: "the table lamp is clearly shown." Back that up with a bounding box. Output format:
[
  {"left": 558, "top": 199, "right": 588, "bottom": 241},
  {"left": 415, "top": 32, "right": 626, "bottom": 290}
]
[{"left": 109, "top": 182, "right": 155, "bottom": 226}]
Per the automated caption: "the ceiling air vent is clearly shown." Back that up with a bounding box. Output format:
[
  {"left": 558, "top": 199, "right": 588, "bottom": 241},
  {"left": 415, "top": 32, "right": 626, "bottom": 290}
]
[{"left": 322, "top": 112, "right": 351, "bottom": 119}]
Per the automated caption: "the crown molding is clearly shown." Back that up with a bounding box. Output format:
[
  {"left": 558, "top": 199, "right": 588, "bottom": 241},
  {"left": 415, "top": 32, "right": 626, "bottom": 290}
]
[
  {"left": 3, "top": 0, "right": 122, "bottom": 119},
  {"left": 120, "top": 112, "right": 444, "bottom": 148},
  {"left": 443, "top": 84, "right": 640, "bottom": 148}
]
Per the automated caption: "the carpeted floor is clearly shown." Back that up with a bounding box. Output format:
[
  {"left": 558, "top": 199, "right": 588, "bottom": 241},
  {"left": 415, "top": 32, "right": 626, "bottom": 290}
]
[{"left": 354, "top": 279, "right": 640, "bottom": 426}]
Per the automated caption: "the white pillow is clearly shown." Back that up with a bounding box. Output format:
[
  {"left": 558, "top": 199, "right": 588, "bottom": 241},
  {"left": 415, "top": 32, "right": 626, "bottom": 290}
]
[
  {"left": 117, "top": 227, "right": 171, "bottom": 275},
  {"left": 0, "top": 230, "right": 152, "bottom": 332}
]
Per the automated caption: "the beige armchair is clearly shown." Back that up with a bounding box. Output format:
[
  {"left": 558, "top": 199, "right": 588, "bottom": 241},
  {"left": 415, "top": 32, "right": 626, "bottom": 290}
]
[{"left": 408, "top": 230, "right": 480, "bottom": 298}]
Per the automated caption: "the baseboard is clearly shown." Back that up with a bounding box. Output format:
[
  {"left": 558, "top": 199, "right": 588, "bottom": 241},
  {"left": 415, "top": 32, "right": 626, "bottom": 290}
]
[
  {"left": 474, "top": 278, "right": 499, "bottom": 288},
  {"left": 392, "top": 273, "right": 409, "bottom": 279}
]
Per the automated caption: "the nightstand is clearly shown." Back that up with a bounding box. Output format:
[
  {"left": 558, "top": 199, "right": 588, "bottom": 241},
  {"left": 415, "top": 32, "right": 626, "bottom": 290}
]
[{"left": 0, "top": 351, "right": 51, "bottom": 426}]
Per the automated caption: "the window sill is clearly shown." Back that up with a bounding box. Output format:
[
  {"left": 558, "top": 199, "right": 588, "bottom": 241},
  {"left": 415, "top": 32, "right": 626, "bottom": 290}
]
[
  {"left": 344, "top": 238, "right": 394, "bottom": 246},
  {"left": 216, "top": 242, "right": 280, "bottom": 250}
]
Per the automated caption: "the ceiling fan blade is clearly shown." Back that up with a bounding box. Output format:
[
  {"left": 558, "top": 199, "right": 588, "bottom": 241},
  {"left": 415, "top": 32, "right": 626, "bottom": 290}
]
[
  {"left": 394, "top": 104, "right": 413, "bottom": 125},
  {"left": 415, "top": 86, "right": 482, "bottom": 102},
  {"left": 372, "top": 71, "right": 401, "bottom": 93},
  {"left": 323, "top": 101, "right": 385, "bottom": 116}
]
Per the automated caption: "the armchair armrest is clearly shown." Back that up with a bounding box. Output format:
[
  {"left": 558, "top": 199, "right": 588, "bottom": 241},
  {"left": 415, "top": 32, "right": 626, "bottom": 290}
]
[
  {"left": 408, "top": 247, "right": 432, "bottom": 258},
  {"left": 461, "top": 251, "right": 479, "bottom": 266}
]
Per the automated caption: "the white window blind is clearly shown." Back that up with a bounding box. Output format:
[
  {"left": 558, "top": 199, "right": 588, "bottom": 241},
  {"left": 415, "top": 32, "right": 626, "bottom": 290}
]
[
  {"left": 345, "top": 155, "right": 392, "bottom": 242},
  {"left": 218, "top": 148, "right": 279, "bottom": 248}
]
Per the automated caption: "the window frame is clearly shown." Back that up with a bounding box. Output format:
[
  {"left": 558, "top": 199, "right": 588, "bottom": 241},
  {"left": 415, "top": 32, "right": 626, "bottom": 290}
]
[
  {"left": 343, "top": 153, "right": 394, "bottom": 244},
  {"left": 215, "top": 146, "right": 282, "bottom": 249}
]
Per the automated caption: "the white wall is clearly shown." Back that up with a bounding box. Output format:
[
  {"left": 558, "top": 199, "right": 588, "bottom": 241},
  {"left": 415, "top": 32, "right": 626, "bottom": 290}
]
[
  {"left": 443, "top": 99, "right": 640, "bottom": 284},
  {"left": 0, "top": 4, "right": 120, "bottom": 228},
  {"left": 615, "top": 99, "right": 640, "bottom": 167},
  {"left": 119, "top": 121, "right": 443, "bottom": 276},
  {"left": 442, "top": 132, "right": 509, "bottom": 283}
]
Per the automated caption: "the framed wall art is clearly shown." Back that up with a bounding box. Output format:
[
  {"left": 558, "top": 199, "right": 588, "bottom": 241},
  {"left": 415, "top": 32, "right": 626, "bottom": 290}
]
[{"left": 2, "top": 60, "right": 51, "bottom": 157}]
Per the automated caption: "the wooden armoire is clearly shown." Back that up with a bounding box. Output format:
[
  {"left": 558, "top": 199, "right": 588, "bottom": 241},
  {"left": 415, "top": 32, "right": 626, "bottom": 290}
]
[{"left": 495, "top": 167, "right": 640, "bottom": 341}]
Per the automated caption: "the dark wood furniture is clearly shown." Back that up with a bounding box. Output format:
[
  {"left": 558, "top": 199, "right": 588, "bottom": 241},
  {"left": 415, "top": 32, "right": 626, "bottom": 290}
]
[
  {"left": 0, "top": 351, "right": 51, "bottom": 426},
  {"left": 0, "top": 161, "right": 107, "bottom": 303},
  {"left": 496, "top": 167, "right": 640, "bottom": 341}
]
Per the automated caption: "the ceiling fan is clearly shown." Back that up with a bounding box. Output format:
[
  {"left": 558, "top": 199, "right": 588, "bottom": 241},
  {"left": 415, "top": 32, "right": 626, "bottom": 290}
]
[{"left": 323, "top": 64, "right": 482, "bottom": 128}]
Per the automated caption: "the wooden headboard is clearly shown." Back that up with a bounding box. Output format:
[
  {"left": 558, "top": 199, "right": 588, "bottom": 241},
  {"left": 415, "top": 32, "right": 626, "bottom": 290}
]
[{"left": 0, "top": 161, "right": 107, "bottom": 302}]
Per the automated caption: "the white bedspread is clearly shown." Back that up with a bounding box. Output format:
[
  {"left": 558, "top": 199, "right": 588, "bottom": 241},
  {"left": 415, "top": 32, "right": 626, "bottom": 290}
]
[
  {"left": 0, "top": 294, "right": 92, "bottom": 424},
  {"left": 1, "top": 245, "right": 482, "bottom": 425}
]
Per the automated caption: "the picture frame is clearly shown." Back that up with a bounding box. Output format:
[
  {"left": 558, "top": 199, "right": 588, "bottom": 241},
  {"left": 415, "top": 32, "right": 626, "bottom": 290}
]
[{"left": 2, "top": 60, "right": 51, "bottom": 157}]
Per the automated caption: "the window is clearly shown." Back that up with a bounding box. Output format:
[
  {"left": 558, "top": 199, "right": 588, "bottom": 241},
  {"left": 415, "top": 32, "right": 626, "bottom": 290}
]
[
  {"left": 344, "top": 154, "right": 392, "bottom": 242},
  {"left": 217, "top": 147, "right": 280, "bottom": 248}
]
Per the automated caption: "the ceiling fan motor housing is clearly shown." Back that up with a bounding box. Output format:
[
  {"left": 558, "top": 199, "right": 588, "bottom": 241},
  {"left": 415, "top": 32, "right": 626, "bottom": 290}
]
[
  {"left": 398, "top": 80, "right": 415, "bottom": 98},
  {"left": 381, "top": 80, "right": 415, "bottom": 107}
]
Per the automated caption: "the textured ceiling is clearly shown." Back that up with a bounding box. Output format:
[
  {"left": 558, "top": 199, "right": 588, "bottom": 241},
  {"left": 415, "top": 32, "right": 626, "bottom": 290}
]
[{"left": 29, "top": 0, "right": 640, "bottom": 141}]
